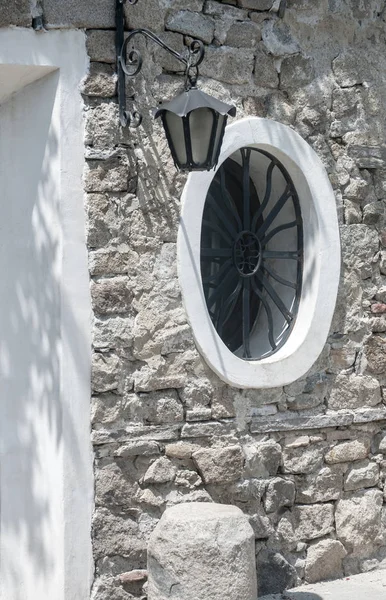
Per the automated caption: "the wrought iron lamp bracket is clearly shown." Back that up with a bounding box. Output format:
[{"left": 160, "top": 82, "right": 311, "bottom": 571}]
[{"left": 116, "top": 0, "right": 205, "bottom": 128}]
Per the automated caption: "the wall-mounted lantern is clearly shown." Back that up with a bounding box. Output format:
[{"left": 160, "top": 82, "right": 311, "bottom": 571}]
[{"left": 116, "top": 0, "right": 236, "bottom": 171}]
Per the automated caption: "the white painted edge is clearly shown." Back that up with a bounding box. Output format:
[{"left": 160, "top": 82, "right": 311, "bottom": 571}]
[
  {"left": 178, "top": 117, "right": 341, "bottom": 388},
  {"left": 0, "top": 29, "right": 93, "bottom": 599}
]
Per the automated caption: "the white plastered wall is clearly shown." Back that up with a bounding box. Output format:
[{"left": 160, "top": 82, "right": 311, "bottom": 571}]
[{"left": 0, "top": 30, "right": 93, "bottom": 600}]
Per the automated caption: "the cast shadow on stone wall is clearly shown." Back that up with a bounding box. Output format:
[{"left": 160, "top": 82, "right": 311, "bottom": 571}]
[
  {"left": 283, "top": 593, "right": 323, "bottom": 600},
  {"left": 0, "top": 71, "right": 86, "bottom": 599}
]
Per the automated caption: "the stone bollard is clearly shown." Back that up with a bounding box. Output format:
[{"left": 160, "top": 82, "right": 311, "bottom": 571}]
[{"left": 147, "top": 502, "right": 257, "bottom": 600}]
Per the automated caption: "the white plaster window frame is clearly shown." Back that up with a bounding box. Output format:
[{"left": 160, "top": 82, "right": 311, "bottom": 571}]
[{"left": 178, "top": 117, "right": 341, "bottom": 388}]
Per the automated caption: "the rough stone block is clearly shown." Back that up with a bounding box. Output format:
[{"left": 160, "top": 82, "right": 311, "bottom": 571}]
[
  {"left": 335, "top": 489, "right": 383, "bottom": 556},
  {"left": 123, "top": 0, "right": 176, "bottom": 32},
  {"left": 0, "top": 0, "right": 31, "bottom": 27},
  {"left": 253, "top": 48, "right": 279, "bottom": 88},
  {"left": 239, "top": 0, "right": 273, "bottom": 8},
  {"left": 91, "top": 277, "right": 133, "bottom": 315},
  {"left": 340, "top": 224, "right": 379, "bottom": 280},
  {"left": 85, "top": 155, "right": 136, "bottom": 193},
  {"left": 281, "top": 55, "right": 314, "bottom": 88},
  {"left": 262, "top": 19, "right": 300, "bottom": 56},
  {"left": 305, "top": 539, "right": 347, "bottom": 584},
  {"left": 325, "top": 439, "right": 370, "bottom": 464},
  {"left": 348, "top": 145, "right": 385, "bottom": 169},
  {"left": 147, "top": 503, "right": 257, "bottom": 600},
  {"left": 81, "top": 63, "right": 117, "bottom": 98},
  {"left": 332, "top": 50, "right": 366, "bottom": 87},
  {"left": 165, "top": 10, "right": 214, "bottom": 43},
  {"left": 244, "top": 440, "right": 282, "bottom": 477},
  {"left": 91, "top": 393, "right": 123, "bottom": 426},
  {"left": 264, "top": 478, "right": 295, "bottom": 513},
  {"left": 192, "top": 445, "right": 244, "bottom": 484},
  {"left": 200, "top": 47, "right": 254, "bottom": 84},
  {"left": 292, "top": 504, "right": 334, "bottom": 541},
  {"left": 283, "top": 443, "right": 324, "bottom": 474},
  {"left": 344, "top": 460, "right": 379, "bottom": 491},
  {"left": 143, "top": 456, "right": 177, "bottom": 484},
  {"left": 226, "top": 21, "right": 262, "bottom": 48},
  {"left": 204, "top": 1, "right": 248, "bottom": 19},
  {"left": 257, "top": 550, "right": 297, "bottom": 596},
  {"left": 92, "top": 352, "right": 120, "bottom": 393},
  {"left": 328, "top": 373, "right": 381, "bottom": 410},
  {"left": 43, "top": 0, "right": 115, "bottom": 28},
  {"left": 127, "top": 390, "right": 184, "bottom": 425},
  {"left": 93, "top": 507, "right": 146, "bottom": 563},
  {"left": 364, "top": 336, "right": 386, "bottom": 375},
  {"left": 86, "top": 30, "right": 116, "bottom": 63},
  {"left": 296, "top": 466, "right": 344, "bottom": 503}
]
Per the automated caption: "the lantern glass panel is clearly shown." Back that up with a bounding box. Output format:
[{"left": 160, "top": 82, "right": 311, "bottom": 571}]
[
  {"left": 189, "top": 108, "right": 214, "bottom": 166},
  {"left": 211, "top": 114, "right": 226, "bottom": 164},
  {"left": 164, "top": 111, "right": 187, "bottom": 166}
]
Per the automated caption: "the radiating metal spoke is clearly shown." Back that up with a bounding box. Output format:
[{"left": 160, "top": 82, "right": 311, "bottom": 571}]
[
  {"left": 256, "top": 272, "right": 293, "bottom": 323},
  {"left": 257, "top": 185, "right": 292, "bottom": 238},
  {"left": 207, "top": 195, "right": 238, "bottom": 239},
  {"left": 220, "top": 169, "right": 243, "bottom": 230},
  {"left": 263, "top": 250, "right": 301, "bottom": 260},
  {"left": 207, "top": 268, "right": 238, "bottom": 310},
  {"left": 262, "top": 264, "right": 296, "bottom": 289},
  {"left": 217, "top": 280, "right": 242, "bottom": 335},
  {"left": 202, "top": 259, "right": 232, "bottom": 283},
  {"left": 251, "top": 159, "right": 275, "bottom": 232},
  {"left": 261, "top": 219, "right": 298, "bottom": 246},
  {"left": 202, "top": 218, "right": 232, "bottom": 244},
  {"left": 251, "top": 278, "right": 276, "bottom": 350},
  {"left": 201, "top": 248, "right": 232, "bottom": 257},
  {"left": 242, "top": 278, "right": 251, "bottom": 358},
  {"left": 242, "top": 148, "right": 251, "bottom": 231}
]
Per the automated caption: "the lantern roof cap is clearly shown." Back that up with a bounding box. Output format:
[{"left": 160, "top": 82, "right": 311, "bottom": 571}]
[{"left": 153, "top": 88, "right": 236, "bottom": 119}]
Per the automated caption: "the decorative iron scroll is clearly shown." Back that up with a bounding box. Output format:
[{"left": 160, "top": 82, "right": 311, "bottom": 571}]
[
  {"left": 200, "top": 148, "right": 303, "bottom": 360},
  {"left": 116, "top": 0, "right": 204, "bottom": 127}
]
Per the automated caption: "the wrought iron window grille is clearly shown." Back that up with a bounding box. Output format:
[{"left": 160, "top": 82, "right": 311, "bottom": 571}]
[{"left": 200, "top": 147, "right": 303, "bottom": 360}]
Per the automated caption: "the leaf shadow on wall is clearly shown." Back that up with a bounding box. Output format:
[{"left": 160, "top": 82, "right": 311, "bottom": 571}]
[{"left": 0, "top": 68, "right": 89, "bottom": 599}]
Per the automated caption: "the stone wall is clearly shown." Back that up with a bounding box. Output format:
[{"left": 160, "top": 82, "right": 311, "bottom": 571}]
[{"left": 3, "top": 0, "right": 386, "bottom": 597}]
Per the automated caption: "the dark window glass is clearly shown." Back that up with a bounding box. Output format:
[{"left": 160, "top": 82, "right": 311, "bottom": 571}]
[{"left": 200, "top": 147, "right": 303, "bottom": 360}]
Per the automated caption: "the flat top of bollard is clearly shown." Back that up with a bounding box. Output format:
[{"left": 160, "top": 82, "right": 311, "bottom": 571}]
[{"left": 163, "top": 502, "right": 244, "bottom": 520}]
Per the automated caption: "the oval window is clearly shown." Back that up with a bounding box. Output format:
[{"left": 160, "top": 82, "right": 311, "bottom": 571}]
[
  {"left": 178, "top": 117, "right": 340, "bottom": 388},
  {"left": 200, "top": 147, "right": 303, "bottom": 360}
]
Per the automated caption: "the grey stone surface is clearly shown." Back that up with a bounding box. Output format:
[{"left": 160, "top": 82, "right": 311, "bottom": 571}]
[
  {"left": 257, "top": 550, "right": 298, "bottom": 596},
  {"left": 305, "top": 539, "right": 347, "bottom": 584},
  {"left": 328, "top": 373, "right": 381, "bottom": 410},
  {"left": 43, "top": 0, "right": 115, "bottom": 28},
  {"left": 200, "top": 47, "right": 254, "bottom": 84},
  {"left": 192, "top": 445, "right": 244, "bottom": 484},
  {"left": 335, "top": 489, "right": 384, "bottom": 556},
  {"left": 264, "top": 478, "right": 295, "bottom": 513},
  {"left": 0, "top": 0, "right": 31, "bottom": 27},
  {"left": 81, "top": 63, "right": 117, "bottom": 98},
  {"left": 77, "top": 1, "right": 386, "bottom": 596},
  {"left": 226, "top": 21, "right": 262, "bottom": 48},
  {"left": 165, "top": 10, "right": 214, "bottom": 43},
  {"left": 343, "top": 460, "right": 379, "bottom": 491},
  {"left": 244, "top": 440, "right": 282, "bottom": 477},
  {"left": 147, "top": 503, "right": 257, "bottom": 600},
  {"left": 296, "top": 466, "right": 344, "bottom": 504},
  {"left": 325, "top": 440, "right": 370, "bottom": 464},
  {"left": 292, "top": 504, "right": 335, "bottom": 541}
]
